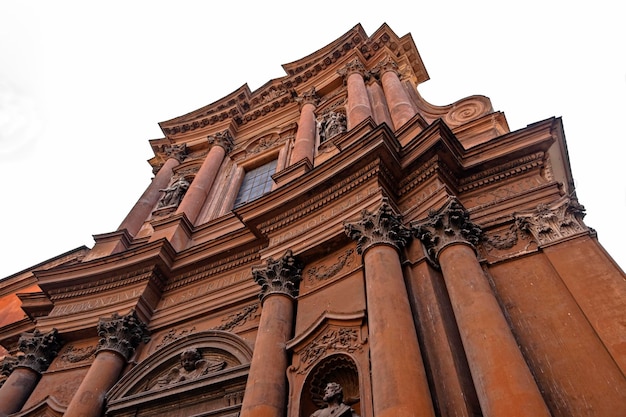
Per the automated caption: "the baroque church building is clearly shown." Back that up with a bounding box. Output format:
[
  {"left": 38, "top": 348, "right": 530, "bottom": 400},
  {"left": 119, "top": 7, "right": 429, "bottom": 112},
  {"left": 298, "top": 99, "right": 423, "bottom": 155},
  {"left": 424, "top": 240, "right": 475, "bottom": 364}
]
[{"left": 1, "top": 24, "right": 625, "bottom": 417}]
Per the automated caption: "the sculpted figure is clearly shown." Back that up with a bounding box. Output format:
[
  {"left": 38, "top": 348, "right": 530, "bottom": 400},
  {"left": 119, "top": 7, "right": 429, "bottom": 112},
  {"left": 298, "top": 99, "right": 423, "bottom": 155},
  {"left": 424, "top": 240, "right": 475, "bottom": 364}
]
[
  {"left": 158, "top": 176, "right": 190, "bottom": 208},
  {"left": 311, "top": 382, "right": 359, "bottom": 417},
  {"left": 319, "top": 112, "right": 346, "bottom": 143},
  {"left": 155, "top": 348, "right": 226, "bottom": 388}
]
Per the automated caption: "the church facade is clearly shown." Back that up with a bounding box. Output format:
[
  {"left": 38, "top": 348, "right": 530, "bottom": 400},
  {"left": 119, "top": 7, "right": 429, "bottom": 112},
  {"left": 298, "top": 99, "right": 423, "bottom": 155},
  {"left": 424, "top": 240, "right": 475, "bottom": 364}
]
[{"left": 1, "top": 24, "right": 625, "bottom": 417}]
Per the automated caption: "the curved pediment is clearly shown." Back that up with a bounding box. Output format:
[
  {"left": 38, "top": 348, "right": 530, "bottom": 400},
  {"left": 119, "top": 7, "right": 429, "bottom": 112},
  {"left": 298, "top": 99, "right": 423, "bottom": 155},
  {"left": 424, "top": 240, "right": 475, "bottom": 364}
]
[{"left": 107, "top": 330, "right": 252, "bottom": 416}]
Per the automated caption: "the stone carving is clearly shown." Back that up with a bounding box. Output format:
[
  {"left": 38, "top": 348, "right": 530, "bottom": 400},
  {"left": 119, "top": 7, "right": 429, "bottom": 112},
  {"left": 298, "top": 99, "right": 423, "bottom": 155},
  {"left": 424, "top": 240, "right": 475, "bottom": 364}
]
[
  {"left": 298, "top": 328, "right": 363, "bottom": 374},
  {"left": 371, "top": 56, "right": 400, "bottom": 78},
  {"left": 163, "top": 143, "right": 188, "bottom": 163},
  {"left": 411, "top": 197, "right": 483, "bottom": 265},
  {"left": 208, "top": 130, "right": 234, "bottom": 153},
  {"left": 483, "top": 224, "right": 519, "bottom": 250},
  {"left": 154, "top": 327, "right": 196, "bottom": 351},
  {"left": 344, "top": 198, "right": 411, "bottom": 254},
  {"left": 157, "top": 176, "right": 190, "bottom": 208},
  {"left": 97, "top": 310, "right": 150, "bottom": 360},
  {"left": 16, "top": 328, "right": 63, "bottom": 374},
  {"left": 253, "top": 250, "right": 303, "bottom": 301},
  {"left": 153, "top": 348, "right": 226, "bottom": 388},
  {"left": 59, "top": 344, "right": 97, "bottom": 364},
  {"left": 338, "top": 58, "right": 369, "bottom": 80},
  {"left": 213, "top": 304, "right": 259, "bottom": 331},
  {"left": 0, "top": 355, "right": 19, "bottom": 387},
  {"left": 311, "top": 382, "right": 360, "bottom": 417},
  {"left": 296, "top": 87, "right": 320, "bottom": 108},
  {"left": 307, "top": 249, "right": 355, "bottom": 285},
  {"left": 318, "top": 111, "right": 347, "bottom": 143},
  {"left": 515, "top": 197, "right": 587, "bottom": 245}
]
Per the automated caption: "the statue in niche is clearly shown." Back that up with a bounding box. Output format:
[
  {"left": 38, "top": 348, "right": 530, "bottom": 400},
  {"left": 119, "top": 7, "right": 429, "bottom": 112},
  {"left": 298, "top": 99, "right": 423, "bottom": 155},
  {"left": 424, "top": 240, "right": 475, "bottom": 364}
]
[
  {"left": 154, "top": 348, "right": 226, "bottom": 388},
  {"left": 157, "top": 176, "right": 190, "bottom": 208},
  {"left": 318, "top": 111, "right": 346, "bottom": 143},
  {"left": 311, "top": 382, "right": 359, "bottom": 417}
]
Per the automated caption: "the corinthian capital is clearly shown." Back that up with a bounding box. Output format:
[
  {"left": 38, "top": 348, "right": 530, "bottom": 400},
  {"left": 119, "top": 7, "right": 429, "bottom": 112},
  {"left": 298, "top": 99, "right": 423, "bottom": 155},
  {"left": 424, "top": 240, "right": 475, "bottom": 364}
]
[
  {"left": 344, "top": 198, "right": 411, "bottom": 255},
  {"left": 17, "top": 328, "right": 63, "bottom": 374},
  {"left": 253, "top": 250, "right": 303, "bottom": 302},
  {"left": 372, "top": 56, "right": 400, "bottom": 77},
  {"left": 411, "top": 197, "right": 483, "bottom": 264},
  {"left": 97, "top": 310, "right": 150, "bottom": 360},
  {"left": 208, "top": 130, "right": 234, "bottom": 154},
  {"left": 338, "top": 58, "right": 369, "bottom": 80},
  {"left": 514, "top": 197, "right": 587, "bottom": 246},
  {"left": 163, "top": 143, "right": 188, "bottom": 163},
  {"left": 295, "top": 86, "right": 320, "bottom": 108}
]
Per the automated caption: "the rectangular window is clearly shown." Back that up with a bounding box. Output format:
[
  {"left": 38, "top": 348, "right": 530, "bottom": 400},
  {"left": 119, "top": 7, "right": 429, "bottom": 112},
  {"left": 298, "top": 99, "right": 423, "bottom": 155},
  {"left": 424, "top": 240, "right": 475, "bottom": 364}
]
[{"left": 233, "top": 159, "right": 277, "bottom": 208}]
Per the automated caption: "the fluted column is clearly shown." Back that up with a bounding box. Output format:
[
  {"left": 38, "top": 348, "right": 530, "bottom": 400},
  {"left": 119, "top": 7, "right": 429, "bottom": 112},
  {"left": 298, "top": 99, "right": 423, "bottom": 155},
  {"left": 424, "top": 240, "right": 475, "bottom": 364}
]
[
  {"left": 176, "top": 130, "right": 233, "bottom": 225},
  {"left": 412, "top": 198, "right": 551, "bottom": 417},
  {"left": 375, "top": 57, "right": 416, "bottom": 130},
  {"left": 339, "top": 58, "right": 373, "bottom": 129},
  {"left": 0, "top": 329, "right": 62, "bottom": 417},
  {"left": 289, "top": 87, "right": 319, "bottom": 166},
  {"left": 344, "top": 200, "right": 435, "bottom": 417},
  {"left": 118, "top": 144, "right": 187, "bottom": 236},
  {"left": 239, "top": 250, "right": 302, "bottom": 417},
  {"left": 64, "top": 311, "right": 149, "bottom": 417}
]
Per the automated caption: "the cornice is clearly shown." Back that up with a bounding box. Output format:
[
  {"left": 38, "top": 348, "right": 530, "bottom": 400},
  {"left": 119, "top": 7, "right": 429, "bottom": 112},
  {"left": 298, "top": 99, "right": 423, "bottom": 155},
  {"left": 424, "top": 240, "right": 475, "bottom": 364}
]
[{"left": 459, "top": 152, "right": 545, "bottom": 192}]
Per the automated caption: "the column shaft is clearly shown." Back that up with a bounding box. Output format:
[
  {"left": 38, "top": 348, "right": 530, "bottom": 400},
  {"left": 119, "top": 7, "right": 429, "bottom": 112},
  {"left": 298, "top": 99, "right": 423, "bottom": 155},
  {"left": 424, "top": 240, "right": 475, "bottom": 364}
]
[
  {"left": 239, "top": 294, "right": 294, "bottom": 417},
  {"left": 63, "top": 351, "right": 126, "bottom": 417},
  {"left": 346, "top": 72, "right": 372, "bottom": 129},
  {"left": 438, "top": 244, "right": 550, "bottom": 417},
  {"left": 363, "top": 244, "right": 435, "bottom": 417},
  {"left": 380, "top": 69, "right": 416, "bottom": 130},
  {"left": 118, "top": 157, "right": 180, "bottom": 236},
  {"left": 0, "top": 368, "right": 39, "bottom": 417},
  {"left": 367, "top": 81, "right": 393, "bottom": 127},
  {"left": 176, "top": 145, "right": 225, "bottom": 224},
  {"left": 289, "top": 101, "right": 317, "bottom": 166}
]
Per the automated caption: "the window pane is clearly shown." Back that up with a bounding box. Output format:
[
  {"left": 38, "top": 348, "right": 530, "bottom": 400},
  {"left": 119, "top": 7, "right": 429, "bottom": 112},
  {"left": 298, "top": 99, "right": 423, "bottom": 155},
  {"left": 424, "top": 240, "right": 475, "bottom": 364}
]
[{"left": 234, "top": 159, "right": 277, "bottom": 208}]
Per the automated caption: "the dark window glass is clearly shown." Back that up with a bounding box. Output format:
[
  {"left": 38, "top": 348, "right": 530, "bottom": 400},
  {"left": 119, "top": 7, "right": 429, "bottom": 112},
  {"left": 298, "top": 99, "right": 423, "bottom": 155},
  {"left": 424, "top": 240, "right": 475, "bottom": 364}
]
[{"left": 233, "top": 159, "right": 277, "bottom": 207}]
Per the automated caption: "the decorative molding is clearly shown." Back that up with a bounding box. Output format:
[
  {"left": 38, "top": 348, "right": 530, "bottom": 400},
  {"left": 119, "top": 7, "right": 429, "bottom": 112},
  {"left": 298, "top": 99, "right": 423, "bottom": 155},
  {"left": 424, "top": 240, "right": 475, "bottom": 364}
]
[
  {"left": 295, "top": 327, "right": 364, "bottom": 375},
  {"left": 162, "top": 143, "right": 188, "bottom": 163},
  {"left": 458, "top": 152, "right": 545, "bottom": 191},
  {"left": 306, "top": 249, "right": 356, "bottom": 286},
  {"left": 411, "top": 197, "right": 483, "bottom": 264},
  {"left": 148, "top": 348, "right": 227, "bottom": 390},
  {"left": 371, "top": 55, "right": 400, "bottom": 77},
  {"left": 338, "top": 58, "right": 369, "bottom": 81},
  {"left": 253, "top": 250, "right": 303, "bottom": 302},
  {"left": 483, "top": 224, "right": 519, "bottom": 250},
  {"left": 59, "top": 344, "right": 97, "bottom": 364},
  {"left": 154, "top": 327, "right": 197, "bottom": 351},
  {"left": 295, "top": 86, "right": 320, "bottom": 108},
  {"left": 213, "top": 304, "right": 260, "bottom": 331},
  {"left": 208, "top": 130, "right": 234, "bottom": 154},
  {"left": 17, "top": 328, "right": 63, "bottom": 374},
  {"left": 97, "top": 310, "right": 150, "bottom": 360},
  {"left": 344, "top": 198, "right": 411, "bottom": 254},
  {"left": 514, "top": 197, "right": 587, "bottom": 246}
]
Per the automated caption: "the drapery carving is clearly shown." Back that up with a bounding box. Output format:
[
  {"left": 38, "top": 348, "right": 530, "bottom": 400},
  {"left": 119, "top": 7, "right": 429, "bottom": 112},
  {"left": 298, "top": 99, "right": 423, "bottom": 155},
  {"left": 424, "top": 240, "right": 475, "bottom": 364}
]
[
  {"left": 344, "top": 198, "right": 411, "bottom": 254},
  {"left": 411, "top": 197, "right": 482, "bottom": 265},
  {"left": 97, "top": 310, "right": 150, "bottom": 360},
  {"left": 253, "top": 250, "right": 303, "bottom": 301}
]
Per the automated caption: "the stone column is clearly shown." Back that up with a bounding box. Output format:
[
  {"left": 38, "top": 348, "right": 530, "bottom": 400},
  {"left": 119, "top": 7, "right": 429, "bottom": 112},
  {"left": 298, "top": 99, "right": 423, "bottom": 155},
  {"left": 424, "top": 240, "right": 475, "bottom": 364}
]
[
  {"left": 375, "top": 57, "right": 416, "bottom": 130},
  {"left": 289, "top": 87, "right": 319, "bottom": 166},
  {"left": 412, "top": 198, "right": 551, "bottom": 417},
  {"left": 239, "top": 250, "right": 302, "bottom": 417},
  {"left": 344, "top": 200, "right": 435, "bottom": 417},
  {"left": 118, "top": 144, "right": 187, "bottom": 236},
  {"left": 64, "top": 311, "right": 149, "bottom": 417},
  {"left": 0, "top": 329, "right": 62, "bottom": 417},
  {"left": 339, "top": 58, "right": 373, "bottom": 130},
  {"left": 176, "top": 130, "right": 233, "bottom": 225}
]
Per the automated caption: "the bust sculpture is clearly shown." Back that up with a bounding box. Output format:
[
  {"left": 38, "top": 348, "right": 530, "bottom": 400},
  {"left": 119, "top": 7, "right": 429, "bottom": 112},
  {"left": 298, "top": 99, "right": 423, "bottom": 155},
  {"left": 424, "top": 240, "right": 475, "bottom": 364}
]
[{"left": 311, "top": 382, "right": 359, "bottom": 417}]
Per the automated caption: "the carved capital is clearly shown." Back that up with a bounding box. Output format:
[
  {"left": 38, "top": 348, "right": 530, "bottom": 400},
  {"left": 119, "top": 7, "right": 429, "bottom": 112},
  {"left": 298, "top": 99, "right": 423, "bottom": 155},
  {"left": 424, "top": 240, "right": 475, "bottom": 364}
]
[
  {"left": 97, "top": 310, "right": 150, "bottom": 361},
  {"left": 0, "top": 355, "right": 19, "bottom": 386},
  {"left": 208, "top": 130, "right": 234, "bottom": 154},
  {"left": 253, "top": 250, "right": 303, "bottom": 302},
  {"left": 411, "top": 197, "right": 483, "bottom": 264},
  {"left": 338, "top": 58, "right": 369, "bottom": 80},
  {"left": 17, "top": 328, "right": 63, "bottom": 374},
  {"left": 163, "top": 143, "right": 188, "bottom": 163},
  {"left": 372, "top": 56, "right": 399, "bottom": 77},
  {"left": 344, "top": 198, "right": 411, "bottom": 255},
  {"left": 295, "top": 86, "right": 320, "bottom": 109},
  {"left": 515, "top": 197, "right": 587, "bottom": 246}
]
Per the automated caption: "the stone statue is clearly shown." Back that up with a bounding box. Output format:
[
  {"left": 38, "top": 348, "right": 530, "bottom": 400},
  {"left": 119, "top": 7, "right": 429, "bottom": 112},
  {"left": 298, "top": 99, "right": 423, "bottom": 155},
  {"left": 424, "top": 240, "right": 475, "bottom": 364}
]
[
  {"left": 311, "top": 382, "right": 359, "bottom": 417},
  {"left": 154, "top": 348, "right": 226, "bottom": 388},
  {"left": 157, "top": 177, "right": 190, "bottom": 208},
  {"left": 319, "top": 112, "right": 346, "bottom": 143}
]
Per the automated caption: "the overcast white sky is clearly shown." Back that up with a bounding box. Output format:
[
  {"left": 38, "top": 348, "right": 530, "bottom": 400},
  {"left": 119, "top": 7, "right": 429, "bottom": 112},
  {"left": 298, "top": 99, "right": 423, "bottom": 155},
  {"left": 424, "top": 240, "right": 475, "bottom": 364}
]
[{"left": 1, "top": 1, "right": 624, "bottom": 278}]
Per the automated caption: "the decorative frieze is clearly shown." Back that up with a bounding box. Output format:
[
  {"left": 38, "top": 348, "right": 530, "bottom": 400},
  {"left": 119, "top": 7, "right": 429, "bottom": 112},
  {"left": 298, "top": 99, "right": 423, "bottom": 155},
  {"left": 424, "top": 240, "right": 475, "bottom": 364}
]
[
  {"left": 318, "top": 111, "right": 347, "bottom": 143},
  {"left": 214, "top": 303, "right": 260, "bottom": 331},
  {"left": 514, "top": 197, "right": 587, "bottom": 246},
  {"left": 208, "top": 130, "right": 234, "bottom": 154},
  {"left": 344, "top": 198, "right": 411, "bottom": 254},
  {"left": 306, "top": 249, "right": 356, "bottom": 286},
  {"left": 59, "top": 344, "right": 97, "bottom": 364},
  {"left": 17, "top": 328, "right": 63, "bottom": 374},
  {"left": 253, "top": 250, "right": 303, "bottom": 301},
  {"left": 97, "top": 310, "right": 150, "bottom": 360},
  {"left": 154, "top": 327, "right": 197, "bottom": 351},
  {"left": 411, "top": 197, "right": 483, "bottom": 264}
]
